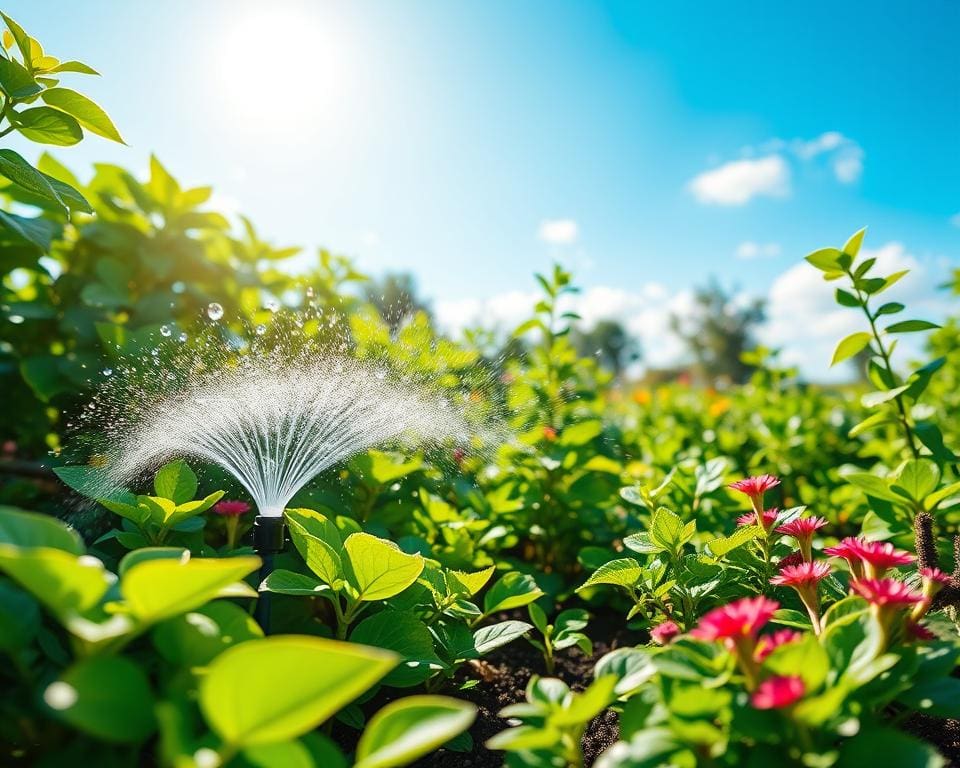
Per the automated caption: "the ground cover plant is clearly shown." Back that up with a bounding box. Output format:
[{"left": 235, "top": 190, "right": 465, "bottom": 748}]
[{"left": 2, "top": 9, "right": 960, "bottom": 768}]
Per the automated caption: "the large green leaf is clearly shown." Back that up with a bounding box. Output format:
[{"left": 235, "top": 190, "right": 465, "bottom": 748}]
[
  {"left": 45, "top": 656, "right": 155, "bottom": 743},
  {"left": 40, "top": 87, "right": 124, "bottom": 143},
  {"left": 577, "top": 558, "right": 644, "bottom": 591},
  {"left": 153, "top": 459, "right": 198, "bottom": 504},
  {"left": 483, "top": 572, "right": 543, "bottom": 614},
  {"left": 0, "top": 579, "right": 40, "bottom": 651},
  {"left": 0, "top": 547, "right": 110, "bottom": 619},
  {"left": 354, "top": 696, "right": 476, "bottom": 768},
  {"left": 12, "top": 106, "right": 83, "bottom": 145},
  {"left": 350, "top": 610, "right": 443, "bottom": 687},
  {"left": 0, "top": 56, "right": 40, "bottom": 98},
  {"left": 471, "top": 620, "right": 533, "bottom": 656},
  {"left": 344, "top": 533, "right": 424, "bottom": 602},
  {"left": 121, "top": 554, "right": 260, "bottom": 623},
  {"left": 0, "top": 148, "right": 66, "bottom": 211},
  {"left": 0, "top": 506, "right": 84, "bottom": 553},
  {"left": 199, "top": 636, "right": 397, "bottom": 747},
  {"left": 286, "top": 508, "right": 343, "bottom": 585},
  {"left": 831, "top": 332, "right": 872, "bottom": 366}
]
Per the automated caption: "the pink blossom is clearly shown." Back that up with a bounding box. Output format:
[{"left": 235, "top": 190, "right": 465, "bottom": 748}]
[
  {"left": 849, "top": 578, "right": 923, "bottom": 607},
  {"left": 823, "top": 537, "right": 871, "bottom": 578},
  {"left": 213, "top": 500, "right": 252, "bottom": 517},
  {"left": 650, "top": 620, "right": 681, "bottom": 645},
  {"left": 776, "top": 516, "right": 828, "bottom": 561},
  {"left": 770, "top": 561, "right": 831, "bottom": 588},
  {"left": 751, "top": 675, "right": 805, "bottom": 709},
  {"left": 729, "top": 475, "right": 781, "bottom": 511},
  {"left": 691, "top": 596, "right": 779, "bottom": 643},
  {"left": 737, "top": 508, "right": 779, "bottom": 531},
  {"left": 920, "top": 567, "right": 951, "bottom": 587},
  {"left": 856, "top": 541, "right": 915, "bottom": 578},
  {"left": 755, "top": 629, "right": 803, "bottom": 661},
  {"left": 907, "top": 622, "right": 937, "bottom": 642}
]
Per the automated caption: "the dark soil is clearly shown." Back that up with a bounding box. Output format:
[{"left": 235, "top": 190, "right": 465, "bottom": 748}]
[
  {"left": 412, "top": 608, "right": 641, "bottom": 768},
  {"left": 905, "top": 712, "right": 960, "bottom": 766}
]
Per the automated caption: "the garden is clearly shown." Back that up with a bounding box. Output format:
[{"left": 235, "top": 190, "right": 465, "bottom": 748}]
[{"left": 2, "top": 9, "right": 960, "bottom": 768}]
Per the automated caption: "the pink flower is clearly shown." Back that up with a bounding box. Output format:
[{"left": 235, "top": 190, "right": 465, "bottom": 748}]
[
  {"left": 824, "top": 537, "right": 870, "bottom": 578},
  {"left": 849, "top": 578, "right": 923, "bottom": 607},
  {"left": 776, "top": 516, "right": 828, "bottom": 562},
  {"left": 920, "top": 567, "right": 951, "bottom": 587},
  {"left": 751, "top": 675, "right": 805, "bottom": 709},
  {"left": 213, "top": 500, "right": 252, "bottom": 517},
  {"left": 856, "top": 541, "right": 915, "bottom": 578},
  {"left": 650, "top": 620, "right": 681, "bottom": 645},
  {"left": 755, "top": 629, "right": 803, "bottom": 661},
  {"left": 770, "top": 561, "right": 831, "bottom": 588},
  {"left": 770, "top": 561, "right": 831, "bottom": 635},
  {"left": 737, "top": 508, "right": 780, "bottom": 531},
  {"left": 691, "top": 596, "right": 779, "bottom": 643},
  {"left": 729, "top": 475, "right": 781, "bottom": 511}
]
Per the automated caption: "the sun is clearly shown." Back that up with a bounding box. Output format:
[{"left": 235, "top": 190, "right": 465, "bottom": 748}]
[{"left": 213, "top": 5, "right": 349, "bottom": 132}]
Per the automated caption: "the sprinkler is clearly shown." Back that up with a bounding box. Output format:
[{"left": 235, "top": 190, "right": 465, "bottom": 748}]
[{"left": 253, "top": 514, "right": 286, "bottom": 632}]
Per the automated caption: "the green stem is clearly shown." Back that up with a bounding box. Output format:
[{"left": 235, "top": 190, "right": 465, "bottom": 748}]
[{"left": 849, "top": 272, "right": 920, "bottom": 460}]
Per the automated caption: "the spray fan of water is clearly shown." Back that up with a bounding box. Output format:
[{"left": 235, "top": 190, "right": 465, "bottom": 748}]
[{"left": 106, "top": 354, "right": 475, "bottom": 516}]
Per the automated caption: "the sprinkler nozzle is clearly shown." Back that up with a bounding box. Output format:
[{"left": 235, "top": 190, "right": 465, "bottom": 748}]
[{"left": 253, "top": 514, "right": 286, "bottom": 553}]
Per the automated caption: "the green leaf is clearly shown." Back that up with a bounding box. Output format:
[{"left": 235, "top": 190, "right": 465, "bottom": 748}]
[
  {"left": 448, "top": 565, "right": 495, "bottom": 596},
  {"left": 53, "top": 465, "right": 118, "bottom": 502},
  {"left": 260, "top": 569, "right": 330, "bottom": 596},
  {"left": 704, "top": 525, "right": 759, "bottom": 559},
  {"left": 12, "top": 106, "right": 83, "bottom": 145},
  {"left": 886, "top": 319, "right": 940, "bottom": 333},
  {"left": 559, "top": 420, "right": 603, "bottom": 446},
  {"left": 578, "top": 558, "right": 644, "bottom": 591},
  {"left": 40, "top": 87, "right": 125, "bottom": 143},
  {"left": 345, "top": 533, "right": 424, "bottom": 602},
  {"left": 355, "top": 696, "right": 476, "bottom": 768},
  {"left": 554, "top": 675, "right": 617, "bottom": 726},
  {"left": 46, "top": 656, "right": 156, "bottom": 743},
  {"left": 861, "top": 384, "right": 910, "bottom": 408},
  {"left": 0, "top": 53, "right": 39, "bottom": 100},
  {"left": 286, "top": 508, "right": 343, "bottom": 585},
  {"left": 805, "top": 248, "right": 842, "bottom": 272},
  {"left": 830, "top": 332, "right": 872, "bottom": 366},
  {"left": 0, "top": 209, "right": 56, "bottom": 250},
  {"left": 762, "top": 634, "right": 829, "bottom": 692},
  {"left": 843, "top": 472, "right": 905, "bottom": 504},
  {"left": 0, "top": 547, "right": 110, "bottom": 620},
  {"left": 876, "top": 302, "right": 904, "bottom": 316},
  {"left": 48, "top": 60, "right": 100, "bottom": 75},
  {"left": 350, "top": 610, "right": 443, "bottom": 687},
  {"left": 0, "top": 506, "right": 84, "bottom": 553},
  {"left": 1, "top": 14, "right": 31, "bottom": 65},
  {"left": 152, "top": 601, "right": 263, "bottom": 667},
  {"left": 472, "top": 620, "right": 533, "bottom": 656},
  {"left": 200, "top": 635, "right": 397, "bottom": 747},
  {"left": 0, "top": 148, "right": 67, "bottom": 211},
  {"left": 483, "top": 571, "right": 544, "bottom": 614},
  {"left": 834, "top": 288, "right": 860, "bottom": 307},
  {"left": 892, "top": 459, "right": 940, "bottom": 503},
  {"left": 838, "top": 728, "right": 945, "bottom": 768},
  {"left": 118, "top": 547, "right": 187, "bottom": 577},
  {"left": 121, "top": 554, "right": 261, "bottom": 623},
  {"left": 842, "top": 227, "right": 866, "bottom": 258},
  {"left": 153, "top": 460, "right": 198, "bottom": 504}
]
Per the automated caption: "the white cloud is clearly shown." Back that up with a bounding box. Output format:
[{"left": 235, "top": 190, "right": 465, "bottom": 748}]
[
  {"left": 736, "top": 241, "right": 782, "bottom": 260},
  {"left": 688, "top": 155, "right": 791, "bottom": 206},
  {"left": 690, "top": 133, "right": 864, "bottom": 205},
  {"left": 538, "top": 219, "right": 578, "bottom": 245}
]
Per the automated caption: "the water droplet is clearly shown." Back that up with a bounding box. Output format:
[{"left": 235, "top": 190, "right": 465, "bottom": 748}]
[
  {"left": 207, "top": 302, "right": 224, "bottom": 321},
  {"left": 44, "top": 682, "right": 78, "bottom": 711},
  {"left": 375, "top": 369, "right": 387, "bottom": 380},
  {"left": 255, "top": 324, "right": 266, "bottom": 335},
  {"left": 160, "top": 325, "right": 172, "bottom": 337},
  {"left": 151, "top": 348, "right": 160, "bottom": 356},
  {"left": 8, "top": 315, "right": 24, "bottom": 324},
  {"left": 265, "top": 299, "right": 279, "bottom": 313},
  {"left": 102, "top": 368, "right": 112, "bottom": 377},
  {"left": 305, "top": 286, "right": 315, "bottom": 298},
  {"left": 171, "top": 281, "right": 186, "bottom": 294},
  {"left": 178, "top": 332, "right": 188, "bottom": 343}
]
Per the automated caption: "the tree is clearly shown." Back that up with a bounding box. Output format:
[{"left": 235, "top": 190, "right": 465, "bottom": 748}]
[
  {"left": 572, "top": 320, "right": 640, "bottom": 378},
  {"left": 363, "top": 272, "right": 431, "bottom": 334},
  {"left": 670, "top": 281, "right": 765, "bottom": 385}
]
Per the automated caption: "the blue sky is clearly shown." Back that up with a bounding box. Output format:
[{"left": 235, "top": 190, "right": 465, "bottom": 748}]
[{"left": 6, "top": 1, "right": 959, "bottom": 374}]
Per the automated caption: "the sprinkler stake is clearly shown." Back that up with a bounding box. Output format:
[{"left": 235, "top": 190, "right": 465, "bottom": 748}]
[{"left": 253, "top": 515, "right": 286, "bottom": 633}]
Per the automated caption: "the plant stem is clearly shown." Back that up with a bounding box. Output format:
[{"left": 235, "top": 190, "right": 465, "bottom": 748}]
[{"left": 849, "top": 272, "right": 920, "bottom": 460}]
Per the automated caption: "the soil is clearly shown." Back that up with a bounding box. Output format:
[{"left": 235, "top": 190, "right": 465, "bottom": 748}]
[
  {"left": 412, "top": 608, "right": 640, "bottom": 768},
  {"left": 905, "top": 713, "right": 960, "bottom": 766}
]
